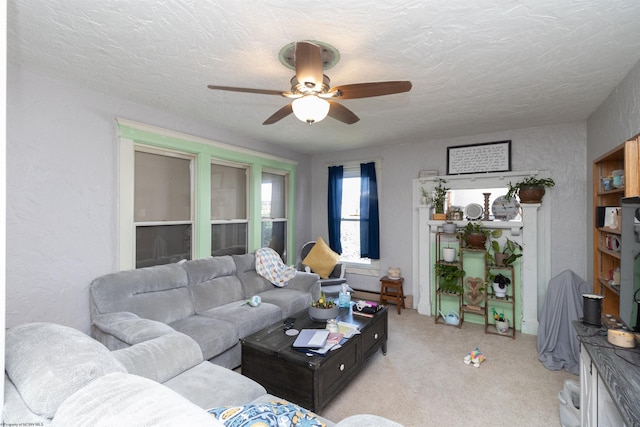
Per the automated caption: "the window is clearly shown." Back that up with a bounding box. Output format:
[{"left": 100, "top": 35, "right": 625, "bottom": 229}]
[
  {"left": 211, "top": 162, "right": 248, "bottom": 256},
  {"left": 118, "top": 119, "right": 298, "bottom": 270},
  {"left": 340, "top": 174, "right": 363, "bottom": 263},
  {"left": 134, "top": 148, "right": 194, "bottom": 268},
  {"left": 261, "top": 170, "right": 288, "bottom": 262},
  {"left": 335, "top": 162, "right": 381, "bottom": 270}
]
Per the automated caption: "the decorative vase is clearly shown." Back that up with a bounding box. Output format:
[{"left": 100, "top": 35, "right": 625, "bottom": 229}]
[
  {"left": 442, "top": 248, "right": 456, "bottom": 262},
  {"left": 517, "top": 186, "right": 545, "bottom": 204},
  {"left": 492, "top": 281, "right": 508, "bottom": 298},
  {"left": 309, "top": 305, "right": 340, "bottom": 322},
  {"left": 465, "top": 232, "right": 487, "bottom": 249},
  {"left": 495, "top": 319, "right": 509, "bottom": 334}
]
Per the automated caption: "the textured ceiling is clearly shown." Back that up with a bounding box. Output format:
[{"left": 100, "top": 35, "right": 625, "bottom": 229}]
[{"left": 8, "top": 1, "right": 640, "bottom": 154}]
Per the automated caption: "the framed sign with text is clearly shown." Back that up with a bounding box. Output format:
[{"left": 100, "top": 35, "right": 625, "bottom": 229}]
[{"left": 447, "top": 140, "right": 511, "bottom": 175}]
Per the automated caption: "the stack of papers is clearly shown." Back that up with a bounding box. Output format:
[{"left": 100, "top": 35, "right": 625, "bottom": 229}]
[{"left": 337, "top": 321, "right": 360, "bottom": 338}]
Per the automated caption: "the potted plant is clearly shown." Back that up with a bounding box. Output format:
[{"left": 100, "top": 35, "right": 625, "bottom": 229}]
[
  {"left": 442, "top": 221, "right": 457, "bottom": 234},
  {"left": 309, "top": 291, "right": 339, "bottom": 321},
  {"left": 462, "top": 221, "right": 501, "bottom": 249},
  {"left": 489, "top": 238, "right": 522, "bottom": 266},
  {"left": 442, "top": 245, "right": 456, "bottom": 262},
  {"left": 447, "top": 206, "right": 463, "bottom": 221},
  {"left": 434, "top": 263, "right": 465, "bottom": 294},
  {"left": 505, "top": 177, "right": 555, "bottom": 204},
  {"left": 431, "top": 178, "right": 449, "bottom": 220},
  {"left": 492, "top": 308, "right": 509, "bottom": 334},
  {"left": 487, "top": 272, "right": 511, "bottom": 298}
]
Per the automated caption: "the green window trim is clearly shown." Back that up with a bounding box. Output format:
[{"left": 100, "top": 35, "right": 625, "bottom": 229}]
[{"left": 117, "top": 119, "right": 297, "bottom": 269}]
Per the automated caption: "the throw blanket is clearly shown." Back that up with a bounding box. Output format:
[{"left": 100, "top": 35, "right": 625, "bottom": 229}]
[{"left": 255, "top": 248, "right": 297, "bottom": 287}]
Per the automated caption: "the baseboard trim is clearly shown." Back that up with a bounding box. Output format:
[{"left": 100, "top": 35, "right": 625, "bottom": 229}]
[{"left": 352, "top": 290, "right": 413, "bottom": 308}]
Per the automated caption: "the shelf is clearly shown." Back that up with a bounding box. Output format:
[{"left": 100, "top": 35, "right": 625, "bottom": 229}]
[
  {"left": 597, "top": 188, "right": 625, "bottom": 196},
  {"left": 598, "top": 227, "right": 621, "bottom": 235},
  {"left": 461, "top": 304, "right": 485, "bottom": 315},
  {"left": 598, "top": 277, "right": 621, "bottom": 296},
  {"left": 486, "top": 294, "right": 515, "bottom": 304},
  {"left": 597, "top": 246, "right": 621, "bottom": 259}
]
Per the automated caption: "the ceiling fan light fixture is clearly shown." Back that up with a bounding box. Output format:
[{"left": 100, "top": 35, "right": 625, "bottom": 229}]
[{"left": 292, "top": 95, "right": 330, "bottom": 125}]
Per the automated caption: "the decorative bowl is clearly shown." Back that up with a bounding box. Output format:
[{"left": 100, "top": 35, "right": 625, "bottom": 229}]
[{"left": 309, "top": 306, "right": 339, "bottom": 322}]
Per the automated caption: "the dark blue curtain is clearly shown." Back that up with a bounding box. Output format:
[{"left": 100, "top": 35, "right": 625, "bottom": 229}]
[
  {"left": 360, "top": 162, "right": 380, "bottom": 259},
  {"left": 327, "top": 166, "right": 343, "bottom": 253}
]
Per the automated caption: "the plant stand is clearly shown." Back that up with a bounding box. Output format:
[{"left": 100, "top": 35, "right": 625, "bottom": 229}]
[
  {"left": 484, "top": 264, "right": 516, "bottom": 339},
  {"left": 435, "top": 231, "right": 463, "bottom": 328}
]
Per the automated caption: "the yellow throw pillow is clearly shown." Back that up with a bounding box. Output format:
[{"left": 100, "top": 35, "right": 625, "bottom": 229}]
[{"left": 302, "top": 237, "right": 340, "bottom": 279}]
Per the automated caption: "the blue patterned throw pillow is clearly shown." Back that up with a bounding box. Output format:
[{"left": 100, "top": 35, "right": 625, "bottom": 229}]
[{"left": 208, "top": 400, "right": 326, "bottom": 427}]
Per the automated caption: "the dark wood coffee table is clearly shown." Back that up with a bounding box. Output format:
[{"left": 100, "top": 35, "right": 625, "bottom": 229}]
[{"left": 240, "top": 305, "right": 388, "bottom": 412}]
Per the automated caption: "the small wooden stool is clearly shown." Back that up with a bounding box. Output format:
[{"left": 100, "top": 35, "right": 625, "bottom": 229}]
[{"left": 379, "top": 276, "right": 405, "bottom": 314}]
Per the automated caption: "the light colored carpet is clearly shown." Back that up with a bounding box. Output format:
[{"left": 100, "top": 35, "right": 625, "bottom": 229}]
[{"left": 319, "top": 308, "right": 577, "bottom": 426}]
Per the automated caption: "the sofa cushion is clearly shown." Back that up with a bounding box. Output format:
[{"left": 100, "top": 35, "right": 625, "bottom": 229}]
[
  {"left": 5, "top": 322, "right": 127, "bottom": 419},
  {"left": 199, "top": 302, "right": 282, "bottom": 338},
  {"left": 51, "top": 373, "right": 221, "bottom": 427},
  {"left": 208, "top": 400, "right": 326, "bottom": 427},
  {"left": 169, "top": 315, "right": 239, "bottom": 361},
  {"left": 233, "top": 253, "right": 273, "bottom": 296},
  {"left": 257, "top": 288, "right": 313, "bottom": 319},
  {"left": 91, "top": 263, "right": 194, "bottom": 324},
  {"left": 182, "top": 256, "right": 245, "bottom": 312},
  {"left": 164, "top": 361, "right": 267, "bottom": 409},
  {"left": 112, "top": 332, "right": 203, "bottom": 384},
  {"left": 302, "top": 237, "right": 340, "bottom": 279}
]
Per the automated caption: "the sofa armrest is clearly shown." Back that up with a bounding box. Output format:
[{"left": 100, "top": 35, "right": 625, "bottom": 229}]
[
  {"left": 51, "top": 373, "right": 221, "bottom": 427},
  {"left": 335, "top": 414, "right": 404, "bottom": 427},
  {"left": 112, "top": 333, "right": 203, "bottom": 384},
  {"left": 286, "top": 271, "right": 320, "bottom": 293},
  {"left": 92, "top": 312, "right": 176, "bottom": 346}
]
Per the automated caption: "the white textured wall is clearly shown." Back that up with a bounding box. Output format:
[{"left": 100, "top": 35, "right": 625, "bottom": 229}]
[
  {"left": 6, "top": 65, "right": 313, "bottom": 333},
  {"left": 310, "top": 122, "right": 588, "bottom": 296}
]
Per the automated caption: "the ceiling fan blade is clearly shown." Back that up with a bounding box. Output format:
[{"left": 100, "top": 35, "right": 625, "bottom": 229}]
[
  {"left": 207, "top": 85, "right": 284, "bottom": 96},
  {"left": 329, "top": 81, "right": 412, "bottom": 99},
  {"left": 327, "top": 100, "right": 360, "bottom": 124},
  {"left": 262, "top": 103, "right": 293, "bottom": 125},
  {"left": 295, "top": 41, "right": 324, "bottom": 90}
]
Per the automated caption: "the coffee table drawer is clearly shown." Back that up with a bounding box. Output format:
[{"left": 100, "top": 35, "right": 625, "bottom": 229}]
[
  {"left": 361, "top": 312, "right": 387, "bottom": 358},
  {"left": 318, "top": 337, "right": 360, "bottom": 408}
]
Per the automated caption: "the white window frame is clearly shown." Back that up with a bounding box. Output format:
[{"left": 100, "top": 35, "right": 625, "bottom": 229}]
[
  {"left": 125, "top": 144, "right": 196, "bottom": 269},
  {"left": 261, "top": 168, "right": 289, "bottom": 262},
  {"left": 210, "top": 159, "right": 250, "bottom": 256}
]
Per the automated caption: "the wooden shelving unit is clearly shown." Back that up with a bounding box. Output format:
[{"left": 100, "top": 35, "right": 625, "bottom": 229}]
[
  {"left": 593, "top": 136, "right": 640, "bottom": 317},
  {"left": 485, "top": 265, "right": 516, "bottom": 339},
  {"left": 433, "top": 230, "right": 518, "bottom": 339},
  {"left": 434, "top": 232, "right": 463, "bottom": 327}
]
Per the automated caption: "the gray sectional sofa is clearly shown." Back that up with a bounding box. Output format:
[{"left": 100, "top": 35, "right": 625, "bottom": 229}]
[
  {"left": 3, "top": 322, "right": 403, "bottom": 426},
  {"left": 90, "top": 253, "right": 319, "bottom": 369}
]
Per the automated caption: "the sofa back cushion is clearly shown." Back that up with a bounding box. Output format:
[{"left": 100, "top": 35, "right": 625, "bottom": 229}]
[
  {"left": 233, "top": 253, "right": 273, "bottom": 297},
  {"left": 5, "top": 323, "right": 126, "bottom": 419},
  {"left": 182, "top": 256, "right": 244, "bottom": 312},
  {"left": 91, "top": 263, "right": 193, "bottom": 324}
]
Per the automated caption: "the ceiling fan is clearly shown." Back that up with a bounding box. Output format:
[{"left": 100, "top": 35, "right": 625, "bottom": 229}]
[{"left": 207, "top": 41, "right": 412, "bottom": 125}]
